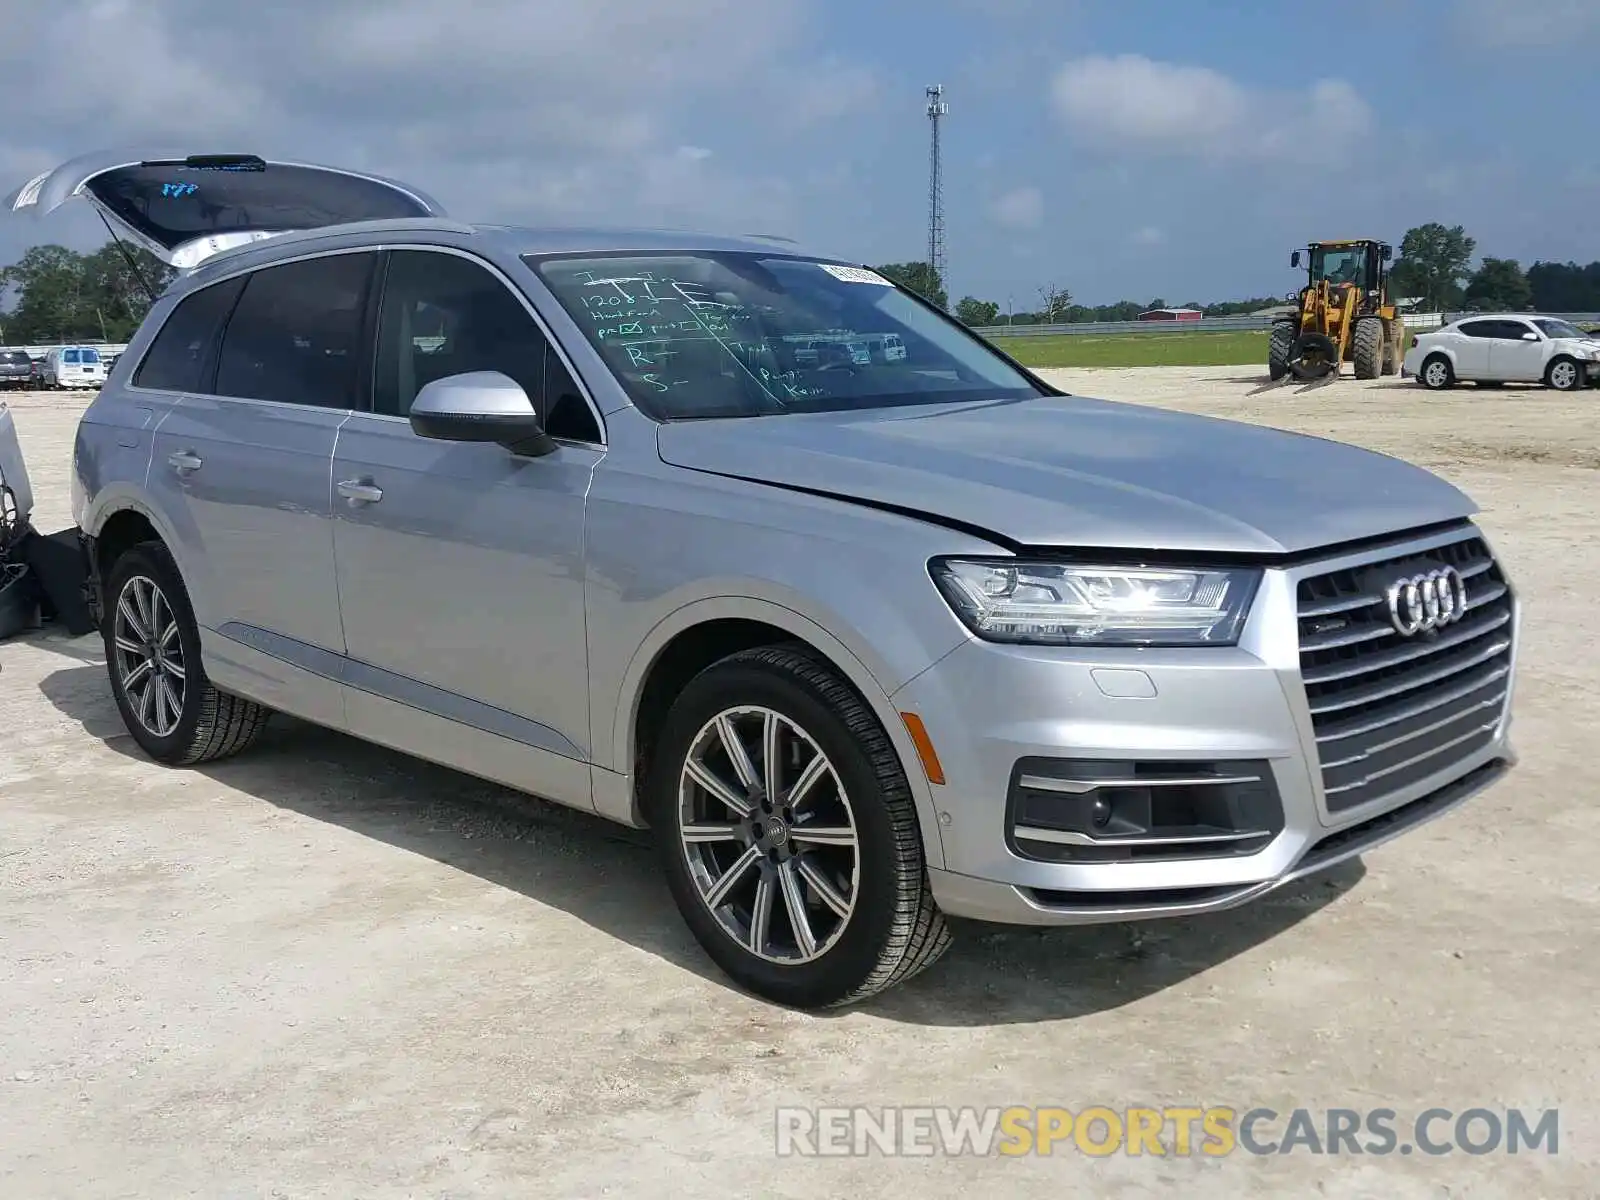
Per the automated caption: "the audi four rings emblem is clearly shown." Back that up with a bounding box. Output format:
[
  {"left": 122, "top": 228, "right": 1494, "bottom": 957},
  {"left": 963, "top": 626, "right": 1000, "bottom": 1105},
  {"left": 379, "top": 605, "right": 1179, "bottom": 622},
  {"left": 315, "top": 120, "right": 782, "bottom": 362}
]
[{"left": 1385, "top": 566, "right": 1468, "bottom": 636}]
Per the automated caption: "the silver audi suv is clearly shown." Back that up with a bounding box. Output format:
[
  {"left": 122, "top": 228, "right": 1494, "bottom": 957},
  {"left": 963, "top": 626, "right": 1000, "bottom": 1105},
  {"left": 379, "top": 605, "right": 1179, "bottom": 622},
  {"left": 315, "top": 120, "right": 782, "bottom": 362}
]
[{"left": 8, "top": 152, "right": 1520, "bottom": 1008}]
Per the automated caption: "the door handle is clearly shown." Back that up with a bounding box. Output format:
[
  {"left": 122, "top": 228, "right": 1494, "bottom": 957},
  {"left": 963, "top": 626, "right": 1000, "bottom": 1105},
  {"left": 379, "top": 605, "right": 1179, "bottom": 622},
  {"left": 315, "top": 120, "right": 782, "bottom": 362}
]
[
  {"left": 337, "top": 479, "right": 384, "bottom": 505},
  {"left": 167, "top": 450, "right": 203, "bottom": 474}
]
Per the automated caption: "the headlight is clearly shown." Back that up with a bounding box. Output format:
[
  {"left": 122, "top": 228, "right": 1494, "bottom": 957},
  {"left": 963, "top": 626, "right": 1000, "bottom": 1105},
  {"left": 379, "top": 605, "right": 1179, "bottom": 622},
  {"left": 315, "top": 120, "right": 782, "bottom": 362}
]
[{"left": 930, "top": 558, "right": 1260, "bottom": 646}]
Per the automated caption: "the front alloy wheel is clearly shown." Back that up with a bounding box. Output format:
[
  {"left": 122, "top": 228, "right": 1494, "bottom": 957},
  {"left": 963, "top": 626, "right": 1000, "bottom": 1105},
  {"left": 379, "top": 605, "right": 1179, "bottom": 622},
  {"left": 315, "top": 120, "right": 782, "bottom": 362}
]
[
  {"left": 650, "top": 644, "right": 951, "bottom": 1008},
  {"left": 679, "top": 705, "right": 860, "bottom": 964},
  {"left": 112, "top": 574, "right": 187, "bottom": 738},
  {"left": 1547, "top": 358, "right": 1581, "bottom": 391}
]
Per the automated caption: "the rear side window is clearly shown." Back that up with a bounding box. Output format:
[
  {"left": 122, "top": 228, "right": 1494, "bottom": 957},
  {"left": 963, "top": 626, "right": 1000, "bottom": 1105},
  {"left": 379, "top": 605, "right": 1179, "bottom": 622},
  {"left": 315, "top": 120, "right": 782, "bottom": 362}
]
[
  {"left": 1457, "top": 321, "right": 1494, "bottom": 338},
  {"left": 215, "top": 251, "right": 376, "bottom": 408},
  {"left": 133, "top": 276, "right": 248, "bottom": 393}
]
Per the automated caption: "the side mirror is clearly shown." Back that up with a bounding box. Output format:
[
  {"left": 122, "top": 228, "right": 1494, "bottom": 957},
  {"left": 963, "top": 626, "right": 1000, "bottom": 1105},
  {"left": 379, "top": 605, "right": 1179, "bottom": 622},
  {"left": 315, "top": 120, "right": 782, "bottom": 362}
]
[
  {"left": 1290, "top": 251, "right": 1301, "bottom": 268},
  {"left": 408, "top": 371, "right": 556, "bottom": 457},
  {"left": 1380, "top": 244, "right": 1393, "bottom": 261},
  {"left": 1522, "top": 331, "right": 1539, "bottom": 341}
]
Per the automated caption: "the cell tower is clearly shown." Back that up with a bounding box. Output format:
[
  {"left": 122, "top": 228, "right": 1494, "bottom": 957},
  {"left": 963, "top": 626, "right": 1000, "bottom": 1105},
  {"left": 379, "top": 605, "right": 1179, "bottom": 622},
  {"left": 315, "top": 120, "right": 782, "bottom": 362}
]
[{"left": 925, "top": 84, "right": 947, "bottom": 304}]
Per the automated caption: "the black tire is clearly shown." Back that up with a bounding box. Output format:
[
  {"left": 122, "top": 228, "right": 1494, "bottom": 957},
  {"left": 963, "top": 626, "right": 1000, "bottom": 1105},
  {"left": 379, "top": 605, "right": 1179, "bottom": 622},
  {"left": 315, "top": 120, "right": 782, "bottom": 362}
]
[
  {"left": 1268, "top": 323, "right": 1294, "bottom": 381},
  {"left": 1352, "top": 317, "right": 1383, "bottom": 380},
  {"left": 1545, "top": 356, "right": 1583, "bottom": 392},
  {"left": 647, "top": 643, "right": 951, "bottom": 1008},
  {"left": 1289, "top": 332, "right": 1339, "bottom": 380},
  {"left": 103, "top": 540, "right": 272, "bottom": 765},
  {"left": 1419, "top": 354, "right": 1455, "bottom": 390},
  {"left": 1381, "top": 320, "right": 1402, "bottom": 375}
]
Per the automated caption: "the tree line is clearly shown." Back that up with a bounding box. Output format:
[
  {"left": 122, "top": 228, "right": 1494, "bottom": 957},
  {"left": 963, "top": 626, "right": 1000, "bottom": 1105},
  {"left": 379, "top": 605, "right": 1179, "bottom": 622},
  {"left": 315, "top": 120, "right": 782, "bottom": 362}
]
[
  {"left": 3, "top": 230, "right": 1595, "bottom": 345},
  {"left": 0, "top": 242, "right": 176, "bottom": 345},
  {"left": 876, "top": 223, "right": 1600, "bottom": 328}
]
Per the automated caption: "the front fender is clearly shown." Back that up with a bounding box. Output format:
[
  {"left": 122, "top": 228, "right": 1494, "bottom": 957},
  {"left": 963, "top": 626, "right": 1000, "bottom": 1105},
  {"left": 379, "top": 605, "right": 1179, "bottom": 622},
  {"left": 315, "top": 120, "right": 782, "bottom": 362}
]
[{"left": 608, "top": 592, "right": 956, "bottom": 869}]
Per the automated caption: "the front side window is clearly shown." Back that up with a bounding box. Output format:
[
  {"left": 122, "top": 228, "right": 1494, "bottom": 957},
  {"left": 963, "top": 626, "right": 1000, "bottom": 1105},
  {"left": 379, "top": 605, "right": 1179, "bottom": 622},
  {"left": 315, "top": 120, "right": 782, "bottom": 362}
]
[
  {"left": 134, "top": 276, "right": 248, "bottom": 393},
  {"left": 372, "top": 250, "right": 600, "bottom": 442},
  {"left": 528, "top": 252, "right": 1043, "bottom": 420},
  {"left": 214, "top": 251, "right": 375, "bottom": 408}
]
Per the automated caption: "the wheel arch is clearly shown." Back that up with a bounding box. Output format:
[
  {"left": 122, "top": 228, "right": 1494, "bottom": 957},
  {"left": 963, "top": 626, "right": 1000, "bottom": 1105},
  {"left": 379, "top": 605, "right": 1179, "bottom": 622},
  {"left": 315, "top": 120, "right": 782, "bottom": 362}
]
[
  {"left": 609, "top": 596, "right": 949, "bottom": 868},
  {"left": 83, "top": 487, "right": 217, "bottom": 628}
]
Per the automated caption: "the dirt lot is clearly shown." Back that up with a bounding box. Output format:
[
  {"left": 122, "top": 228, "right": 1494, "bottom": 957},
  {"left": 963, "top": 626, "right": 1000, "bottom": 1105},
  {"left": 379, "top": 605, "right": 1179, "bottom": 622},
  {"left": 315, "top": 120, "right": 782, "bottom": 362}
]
[{"left": 2, "top": 369, "right": 1597, "bottom": 1198}]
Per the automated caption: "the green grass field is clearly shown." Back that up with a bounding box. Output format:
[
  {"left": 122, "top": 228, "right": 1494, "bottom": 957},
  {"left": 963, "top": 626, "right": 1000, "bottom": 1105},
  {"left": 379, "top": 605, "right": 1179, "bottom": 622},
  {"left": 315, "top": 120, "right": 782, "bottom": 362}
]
[{"left": 985, "top": 329, "right": 1268, "bottom": 369}]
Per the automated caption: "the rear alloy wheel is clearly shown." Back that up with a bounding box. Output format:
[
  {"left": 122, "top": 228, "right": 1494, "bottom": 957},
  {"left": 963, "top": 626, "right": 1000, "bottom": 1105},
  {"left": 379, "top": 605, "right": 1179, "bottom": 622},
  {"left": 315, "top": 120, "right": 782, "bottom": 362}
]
[
  {"left": 1419, "top": 355, "right": 1454, "bottom": 390},
  {"left": 1546, "top": 357, "right": 1582, "bottom": 391},
  {"left": 104, "top": 541, "right": 273, "bottom": 765},
  {"left": 650, "top": 645, "right": 950, "bottom": 1008}
]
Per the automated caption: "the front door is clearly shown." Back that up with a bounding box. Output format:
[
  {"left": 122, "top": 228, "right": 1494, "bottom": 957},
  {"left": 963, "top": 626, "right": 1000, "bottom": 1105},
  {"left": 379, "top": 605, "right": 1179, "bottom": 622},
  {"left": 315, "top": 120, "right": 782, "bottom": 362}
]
[
  {"left": 331, "top": 248, "right": 605, "bottom": 809},
  {"left": 147, "top": 249, "right": 378, "bottom": 727},
  {"left": 1485, "top": 320, "right": 1547, "bottom": 381}
]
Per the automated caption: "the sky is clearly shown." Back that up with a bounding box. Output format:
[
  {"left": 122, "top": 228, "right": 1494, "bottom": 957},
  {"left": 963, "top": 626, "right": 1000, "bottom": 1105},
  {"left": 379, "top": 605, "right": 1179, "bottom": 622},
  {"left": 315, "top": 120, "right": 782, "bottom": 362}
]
[{"left": 1, "top": 0, "right": 1597, "bottom": 309}]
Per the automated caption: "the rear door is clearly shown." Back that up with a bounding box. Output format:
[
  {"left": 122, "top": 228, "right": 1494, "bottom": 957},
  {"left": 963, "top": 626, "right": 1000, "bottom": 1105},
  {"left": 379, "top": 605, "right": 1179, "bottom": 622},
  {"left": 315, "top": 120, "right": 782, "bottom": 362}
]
[
  {"left": 7, "top": 150, "right": 446, "bottom": 271},
  {"left": 1452, "top": 320, "right": 1496, "bottom": 376},
  {"left": 144, "top": 249, "right": 379, "bottom": 728}
]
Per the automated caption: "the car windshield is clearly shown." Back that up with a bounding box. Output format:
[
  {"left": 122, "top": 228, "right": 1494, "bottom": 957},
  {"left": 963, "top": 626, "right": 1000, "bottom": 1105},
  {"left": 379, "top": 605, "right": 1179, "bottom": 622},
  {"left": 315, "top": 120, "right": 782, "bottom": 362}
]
[
  {"left": 527, "top": 252, "right": 1045, "bottom": 419},
  {"left": 1534, "top": 318, "right": 1587, "bottom": 339}
]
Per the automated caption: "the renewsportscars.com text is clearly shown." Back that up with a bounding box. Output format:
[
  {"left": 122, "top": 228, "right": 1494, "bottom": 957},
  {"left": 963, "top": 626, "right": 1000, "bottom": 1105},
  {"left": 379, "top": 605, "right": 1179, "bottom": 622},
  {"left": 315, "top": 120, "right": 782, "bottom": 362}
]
[{"left": 774, "top": 1105, "right": 1560, "bottom": 1158}]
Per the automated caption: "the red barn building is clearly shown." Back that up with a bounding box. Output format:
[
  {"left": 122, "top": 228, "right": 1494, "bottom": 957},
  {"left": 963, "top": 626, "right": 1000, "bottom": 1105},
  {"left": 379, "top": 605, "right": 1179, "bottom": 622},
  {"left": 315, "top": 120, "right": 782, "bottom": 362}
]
[{"left": 1137, "top": 307, "right": 1204, "bottom": 322}]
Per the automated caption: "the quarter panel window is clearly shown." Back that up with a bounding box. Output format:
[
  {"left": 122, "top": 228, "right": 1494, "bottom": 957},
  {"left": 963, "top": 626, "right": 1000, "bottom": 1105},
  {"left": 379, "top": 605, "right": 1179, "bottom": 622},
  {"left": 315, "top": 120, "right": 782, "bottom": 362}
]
[
  {"left": 133, "top": 276, "right": 247, "bottom": 392},
  {"left": 214, "top": 251, "right": 375, "bottom": 408},
  {"left": 372, "top": 249, "right": 600, "bottom": 442}
]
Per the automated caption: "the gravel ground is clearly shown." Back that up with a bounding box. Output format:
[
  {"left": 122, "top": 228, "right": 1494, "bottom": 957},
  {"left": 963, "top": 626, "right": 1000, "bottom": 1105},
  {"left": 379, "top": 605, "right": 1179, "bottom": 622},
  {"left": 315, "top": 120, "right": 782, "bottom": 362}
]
[{"left": 2, "top": 369, "right": 1596, "bottom": 1198}]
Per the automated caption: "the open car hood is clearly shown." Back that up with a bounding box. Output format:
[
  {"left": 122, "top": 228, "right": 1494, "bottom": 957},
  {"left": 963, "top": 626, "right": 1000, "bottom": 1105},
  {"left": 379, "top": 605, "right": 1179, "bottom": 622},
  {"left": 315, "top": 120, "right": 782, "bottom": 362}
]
[{"left": 5, "top": 148, "right": 446, "bottom": 271}]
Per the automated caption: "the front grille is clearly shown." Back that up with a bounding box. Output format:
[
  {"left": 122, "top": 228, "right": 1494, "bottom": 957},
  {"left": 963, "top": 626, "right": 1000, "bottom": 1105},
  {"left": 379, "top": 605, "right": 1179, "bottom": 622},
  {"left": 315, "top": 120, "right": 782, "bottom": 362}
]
[{"left": 1297, "top": 530, "right": 1513, "bottom": 814}]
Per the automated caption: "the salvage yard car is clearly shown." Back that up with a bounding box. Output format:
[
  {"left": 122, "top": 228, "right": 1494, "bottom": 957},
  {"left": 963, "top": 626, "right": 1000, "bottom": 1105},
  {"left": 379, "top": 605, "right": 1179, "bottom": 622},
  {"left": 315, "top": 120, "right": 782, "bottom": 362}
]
[
  {"left": 0, "top": 350, "right": 34, "bottom": 390},
  {"left": 1403, "top": 313, "right": 1600, "bottom": 390},
  {"left": 6, "top": 151, "right": 1521, "bottom": 1008}
]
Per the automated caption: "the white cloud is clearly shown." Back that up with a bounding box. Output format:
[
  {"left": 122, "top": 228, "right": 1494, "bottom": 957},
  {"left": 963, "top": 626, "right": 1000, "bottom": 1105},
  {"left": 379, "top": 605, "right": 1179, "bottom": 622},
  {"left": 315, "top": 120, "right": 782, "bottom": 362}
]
[
  {"left": 1453, "top": 0, "right": 1600, "bottom": 45},
  {"left": 1049, "top": 54, "right": 1373, "bottom": 165},
  {"left": 0, "top": 0, "right": 875, "bottom": 262},
  {"left": 990, "top": 186, "right": 1044, "bottom": 229}
]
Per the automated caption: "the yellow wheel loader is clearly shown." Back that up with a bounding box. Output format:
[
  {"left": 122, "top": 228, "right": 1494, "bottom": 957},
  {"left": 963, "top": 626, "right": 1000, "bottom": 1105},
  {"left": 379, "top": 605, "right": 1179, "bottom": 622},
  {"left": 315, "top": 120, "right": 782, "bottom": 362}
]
[{"left": 1268, "top": 239, "right": 1405, "bottom": 382}]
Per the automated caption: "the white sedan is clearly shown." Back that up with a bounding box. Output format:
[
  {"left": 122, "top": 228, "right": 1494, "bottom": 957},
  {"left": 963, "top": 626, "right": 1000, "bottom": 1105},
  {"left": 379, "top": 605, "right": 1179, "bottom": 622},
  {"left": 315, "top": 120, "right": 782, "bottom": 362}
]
[{"left": 1402, "top": 313, "right": 1600, "bottom": 391}]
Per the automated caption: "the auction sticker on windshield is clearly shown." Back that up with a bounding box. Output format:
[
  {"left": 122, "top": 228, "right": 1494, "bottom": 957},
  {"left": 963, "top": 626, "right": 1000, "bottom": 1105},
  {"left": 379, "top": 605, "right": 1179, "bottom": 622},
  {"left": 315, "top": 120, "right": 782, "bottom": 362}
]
[{"left": 817, "top": 264, "right": 892, "bottom": 285}]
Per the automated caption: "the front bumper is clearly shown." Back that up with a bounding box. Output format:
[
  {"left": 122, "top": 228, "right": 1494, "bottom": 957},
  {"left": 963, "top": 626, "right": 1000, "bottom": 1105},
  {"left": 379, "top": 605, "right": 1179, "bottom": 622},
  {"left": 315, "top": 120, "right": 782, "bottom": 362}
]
[{"left": 893, "top": 522, "right": 1519, "bottom": 926}]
